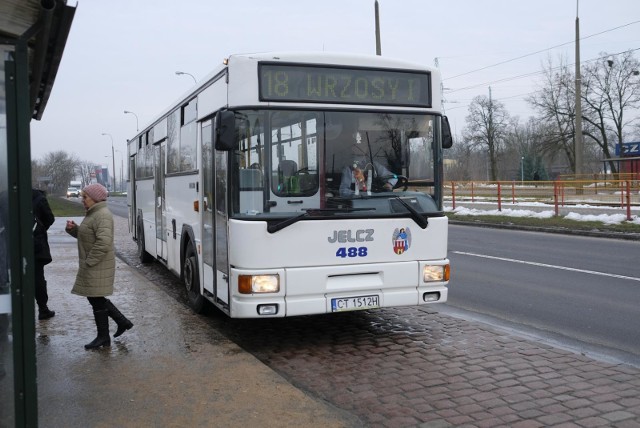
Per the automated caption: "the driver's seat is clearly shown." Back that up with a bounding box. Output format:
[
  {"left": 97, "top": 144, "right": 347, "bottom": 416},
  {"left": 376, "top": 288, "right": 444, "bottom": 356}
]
[
  {"left": 277, "top": 159, "right": 299, "bottom": 193},
  {"left": 279, "top": 159, "right": 297, "bottom": 177}
]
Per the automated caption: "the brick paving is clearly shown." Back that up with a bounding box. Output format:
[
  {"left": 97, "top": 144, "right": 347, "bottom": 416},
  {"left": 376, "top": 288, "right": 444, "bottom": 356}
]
[
  {"left": 111, "top": 215, "right": 640, "bottom": 427},
  {"left": 213, "top": 309, "right": 640, "bottom": 427}
]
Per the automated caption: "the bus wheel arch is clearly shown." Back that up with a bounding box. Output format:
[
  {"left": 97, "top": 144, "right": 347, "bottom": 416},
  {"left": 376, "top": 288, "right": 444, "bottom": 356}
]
[
  {"left": 181, "top": 228, "right": 206, "bottom": 314},
  {"left": 136, "top": 213, "right": 152, "bottom": 263}
]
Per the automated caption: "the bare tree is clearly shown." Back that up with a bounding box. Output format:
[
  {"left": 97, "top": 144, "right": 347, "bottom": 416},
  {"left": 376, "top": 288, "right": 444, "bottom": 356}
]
[
  {"left": 529, "top": 52, "right": 640, "bottom": 175},
  {"left": 462, "top": 93, "right": 511, "bottom": 181},
  {"left": 31, "top": 159, "right": 48, "bottom": 190},
  {"left": 40, "top": 151, "right": 79, "bottom": 195},
  {"left": 527, "top": 56, "right": 578, "bottom": 173},
  {"left": 581, "top": 50, "right": 640, "bottom": 174},
  {"left": 633, "top": 121, "right": 640, "bottom": 141},
  {"left": 76, "top": 160, "right": 101, "bottom": 188},
  {"left": 504, "top": 118, "right": 552, "bottom": 180},
  {"left": 443, "top": 138, "right": 474, "bottom": 181}
]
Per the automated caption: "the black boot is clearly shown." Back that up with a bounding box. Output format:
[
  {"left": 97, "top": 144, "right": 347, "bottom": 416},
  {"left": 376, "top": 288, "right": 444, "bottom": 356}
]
[
  {"left": 105, "top": 299, "right": 133, "bottom": 338},
  {"left": 85, "top": 309, "right": 111, "bottom": 349},
  {"left": 37, "top": 280, "right": 55, "bottom": 320},
  {"left": 38, "top": 307, "right": 55, "bottom": 320}
]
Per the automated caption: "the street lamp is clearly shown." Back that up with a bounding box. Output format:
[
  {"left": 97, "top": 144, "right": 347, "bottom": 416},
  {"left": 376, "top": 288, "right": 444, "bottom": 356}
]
[
  {"left": 124, "top": 110, "right": 139, "bottom": 132},
  {"left": 175, "top": 71, "right": 197, "bottom": 84},
  {"left": 101, "top": 133, "right": 116, "bottom": 192}
]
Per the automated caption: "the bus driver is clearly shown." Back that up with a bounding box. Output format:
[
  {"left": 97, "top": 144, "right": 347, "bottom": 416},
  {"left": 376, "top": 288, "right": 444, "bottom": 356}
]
[{"left": 339, "top": 131, "right": 398, "bottom": 197}]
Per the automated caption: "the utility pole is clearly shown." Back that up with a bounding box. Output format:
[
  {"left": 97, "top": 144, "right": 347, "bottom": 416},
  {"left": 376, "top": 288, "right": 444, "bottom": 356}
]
[
  {"left": 374, "top": 0, "right": 381, "bottom": 55},
  {"left": 488, "top": 86, "right": 495, "bottom": 181},
  {"left": 101, "top": 133, "right": 116, "bottom": 192},
  {"left": 112, "top": 144, "right": 116, "bottom": 192},
  {"left": 574, "top": 0, "right": 583, "bottom": 178}
]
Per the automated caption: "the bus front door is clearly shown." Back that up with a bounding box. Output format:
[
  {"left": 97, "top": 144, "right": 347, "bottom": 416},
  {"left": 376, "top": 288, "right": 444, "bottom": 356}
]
[
  {"left": 155, "top": 142, "right": 167, "bottom": 260},
  {"left": 201, "top": 119, "right": 230, "bottom": 309},
  {"left": 201, "top": 119, "right": 216, "bottom": 300},
  {"left": 129, "top": 155, "right": 136, "bottom": 238}
]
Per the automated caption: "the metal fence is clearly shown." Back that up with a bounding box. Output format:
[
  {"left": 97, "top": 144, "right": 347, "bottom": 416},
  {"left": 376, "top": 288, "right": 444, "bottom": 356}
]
[{"left": 444, "top": 179, "right": 639, "bottom": 220}]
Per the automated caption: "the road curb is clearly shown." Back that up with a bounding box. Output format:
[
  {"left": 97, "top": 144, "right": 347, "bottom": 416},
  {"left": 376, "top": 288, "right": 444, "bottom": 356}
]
[{"left": 449, "top": 219, "right": 640, "bottom": 240}]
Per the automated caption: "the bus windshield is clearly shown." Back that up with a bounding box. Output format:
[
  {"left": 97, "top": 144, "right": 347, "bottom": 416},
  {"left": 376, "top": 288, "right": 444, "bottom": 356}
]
[{"left": 230, "top": 110, "right": 442, "bottom": 219}]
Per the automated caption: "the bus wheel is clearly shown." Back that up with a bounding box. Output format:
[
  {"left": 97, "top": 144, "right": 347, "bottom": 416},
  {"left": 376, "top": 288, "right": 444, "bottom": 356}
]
[
  {"left": 137, "top": 220, "right": 152, "bottom": 263},
  {"left": 184, "top": 243, "right": 205, "bottom": 313}
]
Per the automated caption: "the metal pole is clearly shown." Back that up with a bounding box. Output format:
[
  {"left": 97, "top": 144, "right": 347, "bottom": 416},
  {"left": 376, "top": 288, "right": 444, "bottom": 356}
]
[
  {"left": 574, "top": 0, "right": 583, "bottom": 178},
  {"left": 101, "top": 133, "right": 116, "bottom": 192},
  {"left": 521, "top": 156, "right": 524, "bottom": 182},
  {"left": 112, "top": 144, "right": 116, "bottom": 192},
  {"left": 374, "top": 0, "right": 381, "bottom": 55},
  {"left": 120, "top": 155, "right": 124, "bottom": 192}
]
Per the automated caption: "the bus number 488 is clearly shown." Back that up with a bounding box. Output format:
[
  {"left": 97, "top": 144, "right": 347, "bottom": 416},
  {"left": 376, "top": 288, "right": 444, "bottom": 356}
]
[{"left": 335, "top": 247, "right": 368, "bottom": 258}]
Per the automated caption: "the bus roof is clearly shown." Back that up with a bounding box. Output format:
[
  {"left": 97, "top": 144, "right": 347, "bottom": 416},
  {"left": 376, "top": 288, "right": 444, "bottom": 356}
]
[{"left": 226, "top": 51, "right": 436, "bottom": 71}]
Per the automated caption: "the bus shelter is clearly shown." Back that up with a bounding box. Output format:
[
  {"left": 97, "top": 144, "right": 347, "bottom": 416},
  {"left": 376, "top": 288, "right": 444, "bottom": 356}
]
[{"left": 0, "top": 1, "right": 75, "bottom": 426}]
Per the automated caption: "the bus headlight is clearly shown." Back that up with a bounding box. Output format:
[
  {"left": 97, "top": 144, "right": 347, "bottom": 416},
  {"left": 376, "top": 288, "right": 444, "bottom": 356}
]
[
  {"left": 423, "top": 264, "right": 450, "bottom": 282},
  {"left": 239, "top": 274, "right": 280, "bottom": 294}
]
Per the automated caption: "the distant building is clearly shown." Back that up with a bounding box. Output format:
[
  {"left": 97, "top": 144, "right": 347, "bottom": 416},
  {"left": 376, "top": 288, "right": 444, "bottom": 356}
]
[{"left": 603, "top": 142, "right": 640, "bottom": 179}]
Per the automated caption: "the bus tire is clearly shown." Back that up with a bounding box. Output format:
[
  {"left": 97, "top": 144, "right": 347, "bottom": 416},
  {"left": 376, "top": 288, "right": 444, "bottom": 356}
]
[
  {"left": 183, "top": 242, "right": 205, "bottom": 314},
  {"left": 136, "top": 219, "right": 153, "bottom": 264}
]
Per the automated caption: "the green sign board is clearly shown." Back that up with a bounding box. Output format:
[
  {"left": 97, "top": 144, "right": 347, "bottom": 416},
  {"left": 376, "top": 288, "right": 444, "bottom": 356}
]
[{"left": 259, "top": 63, "right": 431, "bottom": 107}]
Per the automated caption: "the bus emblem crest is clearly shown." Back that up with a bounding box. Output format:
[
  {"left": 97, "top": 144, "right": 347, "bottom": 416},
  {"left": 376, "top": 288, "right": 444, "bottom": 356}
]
[{"left": 392, "top": 227, "right": 411, "bottom": 255}]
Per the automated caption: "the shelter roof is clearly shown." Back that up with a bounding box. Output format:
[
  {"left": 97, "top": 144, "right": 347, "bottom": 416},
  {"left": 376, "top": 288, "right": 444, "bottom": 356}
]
[{"left": 0, "top": 0, "right": 75, "bottom": 119}]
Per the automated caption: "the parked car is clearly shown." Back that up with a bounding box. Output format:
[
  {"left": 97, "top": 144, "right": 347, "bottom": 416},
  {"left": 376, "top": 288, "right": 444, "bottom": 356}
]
[{"left": 66, "top": 187, "right": 80, "bottom": 198}]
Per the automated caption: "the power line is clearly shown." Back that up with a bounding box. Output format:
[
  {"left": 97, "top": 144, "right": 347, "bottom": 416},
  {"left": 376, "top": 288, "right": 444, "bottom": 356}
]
[
  {"left": 445, "top": 47, "right": 640, "bottom": 94},
  {"left": 443, "top": 46, "right": 640, "bottom": 113},
  {"left": 444, "top": 20, "right": 640, "bottom": 81}
]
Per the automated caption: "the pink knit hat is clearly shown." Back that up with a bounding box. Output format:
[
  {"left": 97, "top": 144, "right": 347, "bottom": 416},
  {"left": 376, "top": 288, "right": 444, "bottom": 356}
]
[{"left": 83, "top": 183, "right": 108, "bottom": 202}]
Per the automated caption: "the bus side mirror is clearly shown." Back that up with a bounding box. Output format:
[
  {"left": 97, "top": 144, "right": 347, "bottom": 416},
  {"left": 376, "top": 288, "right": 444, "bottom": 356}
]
[
  {"left": 214, "top": 110, "right": 236, "bottom": 151},
  {"left": 442, "top": 116, "right": 453, "bottom": 149}
]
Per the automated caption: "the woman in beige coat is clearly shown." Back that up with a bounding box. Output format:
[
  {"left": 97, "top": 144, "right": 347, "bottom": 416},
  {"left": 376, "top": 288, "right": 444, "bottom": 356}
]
[{"left": 65, "top": 183, "right": 133, "bottom": 349}]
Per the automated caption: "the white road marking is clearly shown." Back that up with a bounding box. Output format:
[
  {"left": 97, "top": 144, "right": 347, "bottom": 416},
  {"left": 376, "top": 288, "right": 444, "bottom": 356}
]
[{"left": 452, "top": 251, "right": 640, "bottom": 282}]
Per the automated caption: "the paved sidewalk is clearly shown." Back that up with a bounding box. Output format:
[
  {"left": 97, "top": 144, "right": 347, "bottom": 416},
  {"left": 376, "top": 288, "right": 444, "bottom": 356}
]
[{"left": 35, "top": 218, "right": 360, "bottom": 427}]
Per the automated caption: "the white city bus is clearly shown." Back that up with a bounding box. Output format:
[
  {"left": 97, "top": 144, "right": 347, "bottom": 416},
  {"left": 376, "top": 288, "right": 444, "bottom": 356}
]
[{"left": 128, "top": 52, "right": 453, "bottom": 318}]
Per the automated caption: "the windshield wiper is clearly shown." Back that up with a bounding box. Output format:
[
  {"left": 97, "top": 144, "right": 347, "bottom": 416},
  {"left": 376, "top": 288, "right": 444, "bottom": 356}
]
[
  {"left": 394, "top": 197, "right": 428, "bottom": 229},
  {"left": 267, "top": 207, "right": 375, "bottom": 233},
  {"left": 308, "top": 207, "right": 375, "bottom": 214}
]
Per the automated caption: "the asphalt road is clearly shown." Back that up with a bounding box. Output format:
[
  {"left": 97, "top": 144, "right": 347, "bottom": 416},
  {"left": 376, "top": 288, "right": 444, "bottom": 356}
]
[
  {"left": 106, "top": 194, "right": 128, "bottom": 218},
  {"left": 445, "top": 223, "right": 640, "bottom": 366}
]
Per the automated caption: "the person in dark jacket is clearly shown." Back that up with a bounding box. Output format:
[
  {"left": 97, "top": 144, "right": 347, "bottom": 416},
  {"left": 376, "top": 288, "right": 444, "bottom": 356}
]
[
  {"left": 65, "top": 183, "right": 133, "bottom": 349},
  {"left": 32, "top": 188, "right": 56, "bottom": 320}
]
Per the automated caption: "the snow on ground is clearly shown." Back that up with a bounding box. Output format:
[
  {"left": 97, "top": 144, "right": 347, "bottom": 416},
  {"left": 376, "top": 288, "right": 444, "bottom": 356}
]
[{"left": 444, "top": 205, "right": 640, "bottom": 226}]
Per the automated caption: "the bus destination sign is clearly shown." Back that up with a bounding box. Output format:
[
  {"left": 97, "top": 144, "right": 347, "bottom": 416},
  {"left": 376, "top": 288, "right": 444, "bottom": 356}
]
[{"left": 259, "top": 63, "right": 431, "bottom": 107}]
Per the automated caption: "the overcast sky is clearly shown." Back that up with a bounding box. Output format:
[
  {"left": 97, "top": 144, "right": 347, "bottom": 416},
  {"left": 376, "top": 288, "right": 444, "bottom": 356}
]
[{"left": 30, "top": 0, "right": 640, "bottom": 178}]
